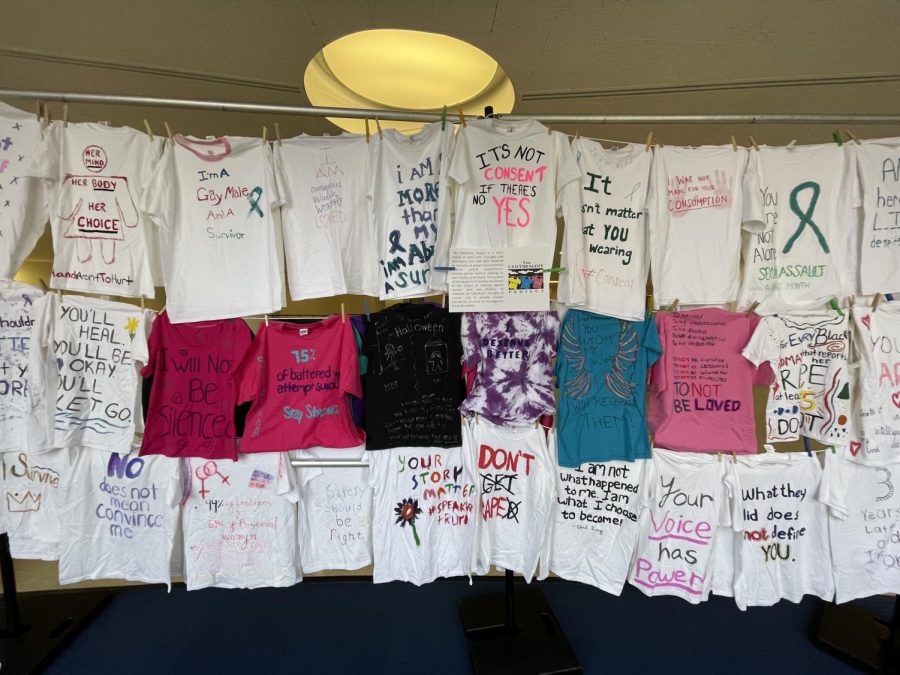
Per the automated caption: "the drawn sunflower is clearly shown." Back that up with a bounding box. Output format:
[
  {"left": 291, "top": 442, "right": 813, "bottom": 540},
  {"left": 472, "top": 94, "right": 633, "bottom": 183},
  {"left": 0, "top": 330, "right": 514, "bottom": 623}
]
[
  {"left": 394, "top": 497, "right": 422, "bottom": 547},
  {"left": 124, "top": 316, "right": 140, "bottom": 341}
]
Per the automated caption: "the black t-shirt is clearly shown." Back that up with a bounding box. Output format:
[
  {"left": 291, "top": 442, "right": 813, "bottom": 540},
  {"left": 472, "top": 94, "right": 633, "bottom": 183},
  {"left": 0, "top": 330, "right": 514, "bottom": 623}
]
[{"left": 363, "top": 304, "right": 463, "bottom": 449}]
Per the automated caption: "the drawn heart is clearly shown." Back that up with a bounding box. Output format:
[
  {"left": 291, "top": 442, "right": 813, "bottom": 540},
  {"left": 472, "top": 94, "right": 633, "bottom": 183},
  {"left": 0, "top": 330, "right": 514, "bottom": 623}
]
[
  {"left": 862, "top": 314, "right": 871, "bottom": 330},
  {"left": 179, "top": 349, "right": 189, "bottom": 357},
  {"left": 893, "top": 391, "right": 900, "bottom": 409},
  {"left": 849, "top": 441, "right": 862, "bottom": 457},
  {"left": 171, "top": 391, "right": 183, "bottom": 404}
]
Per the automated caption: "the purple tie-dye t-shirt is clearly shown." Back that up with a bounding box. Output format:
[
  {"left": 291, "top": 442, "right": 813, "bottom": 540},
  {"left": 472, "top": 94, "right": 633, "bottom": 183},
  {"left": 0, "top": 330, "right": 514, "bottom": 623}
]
[{"left": 460, "top": 311, "right": 560, "bottom": 425}]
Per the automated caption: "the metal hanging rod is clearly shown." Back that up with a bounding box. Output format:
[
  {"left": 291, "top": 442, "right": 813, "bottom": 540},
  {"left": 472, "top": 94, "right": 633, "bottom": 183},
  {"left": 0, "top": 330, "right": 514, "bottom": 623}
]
[{"left": 2, "top": 88, "right": 900, "bottom": 125}]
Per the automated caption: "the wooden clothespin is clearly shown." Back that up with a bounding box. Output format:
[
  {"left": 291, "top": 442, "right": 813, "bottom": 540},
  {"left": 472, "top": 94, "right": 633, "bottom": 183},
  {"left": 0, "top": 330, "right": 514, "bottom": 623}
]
[
  {"left": 35, "top": 100, "right": 43, "bottom": 121},
  {"left": 38, "top": 278, "right": 50, "bottom": 292},
  {"left": 62, "top": 104, "right": 69, "bottom": 127},
  {"left": 644, "top": 132, "right": 654, "bottom": 152},
  {"left": 668, "top": 299, "right": 679, "bottom": 312},
  {"left": 364, "top": 118, "right": 371, "bottom": 143},
  {"left": 340, "top": 303, "right": 346, "bottom": 323},
  {"left": 873, "top": 292, "right": 882, "bottom": 311},
  {"left": 261, "top": 126, "right": 268, "bottom": 145},
  {"left": 441, "top": 293, "right": 446, "bottom": 309},
  {"left": 849, "top": 295, "right": 856, "bottom": 309},
  {"left": 457, "top": 106, "right": 467, "bottom": 128},
  {"left": 143, "top": 119, "right": 154, "bottom": 139},
  {"left": 374, "top": 117, "right": 384, "bottom": 139},
  {"left": 274, "top": 123, "right": 282, "bottom": 144},
  {"left": 746, "top": 300, "right": 760, "bottom": 315},
  {"left": 731, "top": 452, "right": 737, "bottom": 464},
  {"left": 163, "top": 122, "right": 174, "bottom": 143},
  {"left": 829, "top": 297, "right": 844, "bottom": 317},
  {"left": 845, "top": 129, "right": 862, "bottom": 145},
  {"left": 42, "top": 103, "right": 51, "bottom": 125},
  {"left": 140, "top": 296, "right": 146, "bottom": 311},
  {"left": 574, "top": 128, "right": 580, "bottom": 141},
  {"left": 730, "top": 135, "right": 738, "bottom": 152},
  {"left": 264, "top": 314, "right": 269, "bottom": 326},
  {"left": 717, "top": 452, "right": 722, "bottom": 463},
  {"left": 441, "top": 105, "right": 447, "bottom": 131},
  {"left": 547, "top": 123, "right": 552, "bottom": 135},
  {"left": 748, "top": 136, "right": 759, "bottom": 151}
]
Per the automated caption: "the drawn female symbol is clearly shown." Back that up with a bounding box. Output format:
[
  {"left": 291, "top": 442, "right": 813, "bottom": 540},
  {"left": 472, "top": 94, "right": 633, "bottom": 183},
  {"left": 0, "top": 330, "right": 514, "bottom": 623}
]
[
  {"left": 783, "top": 181, "right": 829, "bottom": 254},
  {"left": 247, "top": 186, "right": 264, "bottom": 217},
  {"left": 195, "top": 460, "right": 230, "bottom": 498}
]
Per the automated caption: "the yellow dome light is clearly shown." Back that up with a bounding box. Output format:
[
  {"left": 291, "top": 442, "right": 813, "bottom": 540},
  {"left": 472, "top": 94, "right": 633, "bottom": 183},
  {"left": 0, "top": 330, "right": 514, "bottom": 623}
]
[{"left": 304, "top": 29, "right": 516, "bottom": 134}]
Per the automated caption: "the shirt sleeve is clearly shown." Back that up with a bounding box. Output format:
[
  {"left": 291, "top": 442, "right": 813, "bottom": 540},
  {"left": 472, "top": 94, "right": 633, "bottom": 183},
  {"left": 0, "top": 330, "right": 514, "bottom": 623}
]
[
  {"left": 746, "top": 314, "right": 774, "bottom": 385},
  {"left": 272, "top": 143, "right": 291, "bottom": 209},
  {"left": 557, "top": 144, "right": 586, "bottom": 305},
  {"left": 263, "top": 142, "right": 285, "bottom": 209},
  {"left": 648, "top": 312, "right": 667, "bottom": 394},
  {"left": 232, "top": 328, "right": 263, "bottom": 405},
  {"left": 140, "top": 142, "right": 175, "bottom": 232},
  {"left": 722, "top": 461, "right": 743, "bottom": 531},
  {"left": 25, "top": 120, "right": 61, "bottom": 182},
  {"left": 27, "top": 292, "right": 56, "bottom": 421},
  {"left": 429, "top": 125, "right": 456, "bottom": 292},
  {"left": 166, "top": 459, "right": 184, "bottom": 509},
  {"left": 276, "top": 454, "right": 300, "bottom": 503},
  {"left": 741, "top": 149, "right": 766, "bottom": 232},
  {"left": 554, "top": 132, "right": 583, "bottom": 211},
  {"left": 341, "top": 321, "right": 363, "bottom": 399},
  {"left": 818, "top": 453, "right": 849, "bottom": 519},
  {"left": 460, "top": 313, "right": 481, "bottom": 369},
  {"left": 447, "top": 127, "right": 472, "bottom": 186},
  {"left": 742, "top": 317, "right": 777, "bottom": 368},
  {"left": 544, "top": 311, "right": 561, "bottom": 360},
  {"left": 644, "top": 315, "right": 663, "bottom": 369}
]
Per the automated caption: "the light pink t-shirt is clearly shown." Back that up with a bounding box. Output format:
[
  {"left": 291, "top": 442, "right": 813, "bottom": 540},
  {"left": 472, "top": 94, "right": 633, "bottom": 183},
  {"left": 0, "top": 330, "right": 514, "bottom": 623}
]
[
  {"left": 233, "top": 317, "right": 364, "bottom": 452},
  {"left": 140, "top": 311, "right": 252, "bottom": 461},
  {"left": 649, "top": 309, "right": 769, "bottom": 453}
]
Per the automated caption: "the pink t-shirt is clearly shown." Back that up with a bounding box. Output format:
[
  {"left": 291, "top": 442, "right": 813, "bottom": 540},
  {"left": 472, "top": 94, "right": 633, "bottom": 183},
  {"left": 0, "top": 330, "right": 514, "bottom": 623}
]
[
  {"left": 234, "top": 317, "right": 364, "bottom": 452},
  {"left": 140, "top": 311, "right": 252, "bottom": 460},
  {"left": 648, "top": 308, "right": 770, "bottom": 453}
]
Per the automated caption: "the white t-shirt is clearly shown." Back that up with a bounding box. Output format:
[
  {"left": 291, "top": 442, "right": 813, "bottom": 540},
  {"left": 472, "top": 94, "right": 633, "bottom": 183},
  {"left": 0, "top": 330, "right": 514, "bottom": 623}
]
[
  {"left": 629, "top": 449, "right": 729, "bottom": 603},
  {"left": 181, "top": 453, "right": 300, "bottom": 590},
  {"left": 57, "top": 448, "right": 181, "bottom": 588},
  {"left": 369, "top": 123, "right": 454, "bottom": 298},
  {"left": 470, "top": 420, "right": 555, "bottom": 582},
  {"left": 646, "top": 146, "right": 761, "bottom": 308},
  {"left": 855, "top": 138, "right": 900, "bottom": 296},
  {"left": 449, "top": 118, "right": 580, "bottom": 255},
  {"left": 275, "top": 134, "right": 379, "bottom": 299},
  {"left": 547, "top": 458, "right": 648, "bottom": 594},
  {"left": 737, "top": 145, "right": 860, "bottom": 313},
  {"left": 30, "top": 293, "right": 149, "bottom": 454},
  {"left": 559, "top": 140, "right": 652, "bottom": 321},
  {"left": 0, "top": 448, "right": 70, "bottom": 560},
  {"left": 367, "top": 445, "right": 477, "bottom": 585},
  {"left": 29, "top": 121, "right": 161, "bottom": 298},
  {"left": 0, "top": 103, "right": 48, "bottom": 279},
  {"left": 849, "top": 304, "right": 900, "bottom": 462},
  {"left": 296, "top": 465, "right": 372, "bottom": 573},
  {"left": 742, "top": 312, "right": 852, "bottom": 445},
  {"left": 725, "top": 452, "right": 833, "bottom": 610},
  {"left": 819, "top": 451, "right": 900, "bottom": 603},
  {"left": 143, "top": 135, "right": 285, "bottom": 322},
  {"left": 0, "top": 281, "right": 49, "bottom": 453}
]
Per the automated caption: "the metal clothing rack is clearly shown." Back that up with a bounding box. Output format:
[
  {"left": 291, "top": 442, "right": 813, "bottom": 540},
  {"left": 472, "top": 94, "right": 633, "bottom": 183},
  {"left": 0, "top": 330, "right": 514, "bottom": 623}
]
[{"left": 2, "top": 87, "right": 899, "bottom": 674}]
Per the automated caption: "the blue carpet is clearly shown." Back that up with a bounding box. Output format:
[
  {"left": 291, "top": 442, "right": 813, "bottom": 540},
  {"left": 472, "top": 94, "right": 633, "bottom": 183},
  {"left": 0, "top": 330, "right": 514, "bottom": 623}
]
[{"left": 44, "top": 578, "right": 865, "bottom": 674}]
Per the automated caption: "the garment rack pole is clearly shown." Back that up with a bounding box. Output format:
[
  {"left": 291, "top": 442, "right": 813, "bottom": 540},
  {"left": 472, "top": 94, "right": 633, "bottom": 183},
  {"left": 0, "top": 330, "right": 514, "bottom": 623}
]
[
  {"left": 1, "top": 88, "right": 900, "bottom": 125},
  {"left": 288, "top": 459, "right": 368, "bottom": 468}
]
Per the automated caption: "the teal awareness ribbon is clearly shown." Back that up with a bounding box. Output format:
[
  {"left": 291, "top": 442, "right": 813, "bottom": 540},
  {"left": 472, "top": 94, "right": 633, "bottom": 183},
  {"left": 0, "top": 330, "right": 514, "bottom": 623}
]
[
  {"left": 247, "top": 186, "right": 263, "bottom": 217},
  {"left": 782, "top": 181, "right": 829, "bottom": 254}
]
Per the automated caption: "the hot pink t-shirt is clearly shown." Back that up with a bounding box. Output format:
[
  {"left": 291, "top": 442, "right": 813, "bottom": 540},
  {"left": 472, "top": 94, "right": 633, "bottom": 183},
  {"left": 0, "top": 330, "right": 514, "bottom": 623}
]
[
  {"left": 140, "top": 311, "right": 252, "bottom": 460},
  {"left": 648, "top": 308, "right": 770, "bottom": 453},
  {"left": 233, "top": 317, "right": 364, "bottom": 452}
]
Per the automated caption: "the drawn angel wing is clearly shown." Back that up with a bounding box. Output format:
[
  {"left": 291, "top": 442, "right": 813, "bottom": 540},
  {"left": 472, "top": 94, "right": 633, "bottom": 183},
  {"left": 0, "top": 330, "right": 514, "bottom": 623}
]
[{"left": 561, "top": 320, "right": 591, "bottom": 399}]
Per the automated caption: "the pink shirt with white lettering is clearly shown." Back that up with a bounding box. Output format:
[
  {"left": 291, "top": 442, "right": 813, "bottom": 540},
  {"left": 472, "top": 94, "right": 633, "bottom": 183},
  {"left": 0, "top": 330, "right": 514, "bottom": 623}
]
[{"left": 233, "top": 317, "right": 364, "bottom": 453}]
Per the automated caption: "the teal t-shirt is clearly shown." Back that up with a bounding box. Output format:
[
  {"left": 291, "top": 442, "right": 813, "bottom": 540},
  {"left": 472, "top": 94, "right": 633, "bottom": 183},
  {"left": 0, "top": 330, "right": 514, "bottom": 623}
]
[{"left": 556, "top": 310, "right": 662, "bottom": 467}]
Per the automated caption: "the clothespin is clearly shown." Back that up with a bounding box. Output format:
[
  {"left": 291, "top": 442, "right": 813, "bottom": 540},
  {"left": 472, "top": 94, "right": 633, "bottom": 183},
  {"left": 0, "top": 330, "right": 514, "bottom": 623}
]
[
  {"left": 363, "top": 299, "right": 371, "bottom": 320},
  {"left": 62, "top": 104, "right": 69, "bottom": 127},
  {"left": 787, "top": 139, "right": 797, "bottom": 148},
  {"left": 830, "top": 446, "right": 836, "bottom": 454},
  {"left": 441, "top": 294, "right": 446, "bottom": 309},
  {"left": 644, "top": 132, "right": 654, "bottom": 152},
  {"left": 848, "top": 295, "right": 856, "bottom": 309},
  {"left": 717, "top": 452, "right": 722, "bottom": 463},
  {"left": 457, "top": 106, "right": 467, "bottom": 128},
  {"left": 42, "top": 103, "right": 51, "bottom": 125},
  {"left": 832, "top": 130, "right": 843, "bottom": 146},
  {"left": 731, "top": 452, "right": 737, "bottom": 464},
  {"left": 872, "top": 293, "right": 882, "bottom": 311},
  {"left": 143, "top": 119, "right": 154, "bottom": 139},
  {"left": 274, "top": 123, "right": 282, "bottom": 144},
  {"left": 340, "top": 303, "right": 346, "bottom": 323},
  {"left": 38, "top": 278, "right": 49, "bottom": 292},
  {"left": 845, "top": 129, "right": 861, "bottom": 145},
  {"left": 35, "top": 100, "right": 42, "bottom": 121},
  {"left": 764, "top": 444, "right": 776, "bottom": 455},
  {"left": 543, "top": 267, "right": 566, "bottom": 273},
  {"left": 802, "top": 436, "right": 813, "bottom": 458},
  {"left": 746, "top": 300, "right": 760, "bottom": 315},
  {"left": 140, "top": 296, "right": 145, "bottom": 311},
  {"left": 261, "top": 126, "right": 268, "bottom": 145},
  {"left": 748, "top": 136, "right": 759, "bottom": 151},
  {"left": 668, "top": 299, "right": 680, "bottom": 312},
  {"left": 374, "top": 117, "right": 384, "bottom": 139},
  {"left": 730, "top": 136, "right": 738, "bottom": 152},
  {"left": 163, "top": 122, "right": 174, "bottom": 143},
  {"left": 829, "top": 297, "right": 844, "bottom": 317},
  {"left": 441, "top": 105, "right": 447, "bottom": 131},
  {"left": 264, "top": 314, "right": 269, "bottom": 326},
  {"left": 547, "top": 123, "right": 552, "bottom": 135}
]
